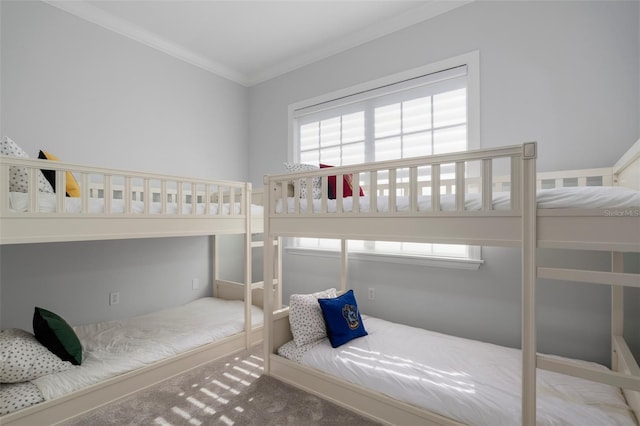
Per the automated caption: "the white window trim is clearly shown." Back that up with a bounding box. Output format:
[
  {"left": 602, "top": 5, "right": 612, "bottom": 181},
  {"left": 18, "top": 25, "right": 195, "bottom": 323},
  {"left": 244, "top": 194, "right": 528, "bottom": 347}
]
[
  {"left": 286, "top": 51, "right": 482, "bottom": 270},
  {"left": 286, "top": 244, "right": 484, "bottom": 271},
  {"left": 288, "top": 50, "right": 481, "bottom": 158}
]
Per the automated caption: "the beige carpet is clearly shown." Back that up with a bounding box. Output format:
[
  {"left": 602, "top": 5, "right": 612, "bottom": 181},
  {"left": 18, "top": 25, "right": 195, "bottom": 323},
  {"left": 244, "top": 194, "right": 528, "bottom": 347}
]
[{"left": 63, "top": 345, "right": 382, "bottom": 426}]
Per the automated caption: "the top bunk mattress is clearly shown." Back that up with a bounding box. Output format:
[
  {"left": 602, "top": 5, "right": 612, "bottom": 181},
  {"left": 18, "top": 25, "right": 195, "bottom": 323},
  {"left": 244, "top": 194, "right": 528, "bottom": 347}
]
[
  {"left": 276, "top": 186, "right": 640, "bottom": 214},
  {"left": 32, "top": 297, "right": 263, "bottom": 400},
  {"left": 278, "top": 315, "right": 636, "bottom": 425}
]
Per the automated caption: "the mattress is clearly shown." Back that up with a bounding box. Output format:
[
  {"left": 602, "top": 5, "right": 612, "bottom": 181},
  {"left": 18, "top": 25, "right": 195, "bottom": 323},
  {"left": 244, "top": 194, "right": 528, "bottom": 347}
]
[
  {"left": 277, "top": 186, "right": 640, "bottom": 213},
  {"left": 278, "top": 315, "right": 637, "bottom": 425},
  {"left": 8, "top": 192, "right": 264, "bottom": 215},
  {"left": 31, "top": 297, "right": 263, "bottom": 400}
]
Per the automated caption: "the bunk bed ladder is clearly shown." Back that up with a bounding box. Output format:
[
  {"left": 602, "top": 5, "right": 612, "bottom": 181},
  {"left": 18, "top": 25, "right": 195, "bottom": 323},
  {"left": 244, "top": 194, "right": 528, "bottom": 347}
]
[{"left": 536, "top": 253, "right": 640, "bottom": 419}]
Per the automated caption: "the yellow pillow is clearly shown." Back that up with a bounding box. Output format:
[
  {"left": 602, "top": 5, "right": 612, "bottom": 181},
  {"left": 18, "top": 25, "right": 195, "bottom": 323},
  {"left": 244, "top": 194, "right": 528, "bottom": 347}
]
[{"left": 38, "top": 150, "right": 81, "bottom": 197}]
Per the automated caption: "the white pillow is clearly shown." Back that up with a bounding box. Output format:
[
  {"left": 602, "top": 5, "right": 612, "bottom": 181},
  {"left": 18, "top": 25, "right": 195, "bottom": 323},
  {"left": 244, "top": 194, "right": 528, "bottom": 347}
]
[
  {"left": 0, "top": 381, "right": 44, "bottom": 415},
  {"left": 283, "top": 162, "right": 321, "bottom": 199},
  {"left": 0, "top": 328, "right": 73, "bottom": 383},
  {"left": 0, "top": 136, "right": 53, "bottom": 194},
  {"left": 289, "top": 288, "right": 337, "bottom": 347}
]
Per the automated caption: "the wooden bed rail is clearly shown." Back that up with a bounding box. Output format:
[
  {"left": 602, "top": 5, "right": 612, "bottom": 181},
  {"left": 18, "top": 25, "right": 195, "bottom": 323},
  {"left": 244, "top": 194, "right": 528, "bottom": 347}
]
[
  {"left": 273, "top": 167, "right": 614, "bottom": 202},
  {"left": 266, "top": 143, "right": 537, "bottom": 216},
  {"left": 0, "top": 156, "right": 248, "bottom": 216},
  {"left": 0, "top": 157, "right": 259, "bottom": 244}
]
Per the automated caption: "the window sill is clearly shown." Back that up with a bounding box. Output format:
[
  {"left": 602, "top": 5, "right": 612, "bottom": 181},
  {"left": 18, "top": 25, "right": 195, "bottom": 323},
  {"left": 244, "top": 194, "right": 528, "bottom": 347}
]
[{"left": 285, "top": 247, "right": 484, "bottom": 270}]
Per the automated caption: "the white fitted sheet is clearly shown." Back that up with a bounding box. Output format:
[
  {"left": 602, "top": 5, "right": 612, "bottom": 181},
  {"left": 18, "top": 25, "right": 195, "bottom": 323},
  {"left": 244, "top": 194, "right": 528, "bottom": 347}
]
[
  {"left": 277, "top": 186, "right": 640, "bottom": 213},
  {"left": 33, "top": 297, "right": 263, "bottom": 400},
  {"left": 278, "top": 315, "right": 636, "bottom": 425}
]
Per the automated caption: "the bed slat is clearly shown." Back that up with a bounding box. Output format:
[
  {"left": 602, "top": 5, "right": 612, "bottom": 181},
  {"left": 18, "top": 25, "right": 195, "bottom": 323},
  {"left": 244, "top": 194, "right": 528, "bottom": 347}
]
[
  {"left": 538, "top": 354, "right": 640, "bottom": 392},
  {"left": 431, "top": 163, "right": 441, "bottom": 212},
  {"left": 455, "top": 161, "right": 465, "bottom": 211},
  {"left": 538, "top": 267, "right": 640, "bottom": 288},
  {"left": 482, "top": 158, "right": 492, "bottom": 211}
]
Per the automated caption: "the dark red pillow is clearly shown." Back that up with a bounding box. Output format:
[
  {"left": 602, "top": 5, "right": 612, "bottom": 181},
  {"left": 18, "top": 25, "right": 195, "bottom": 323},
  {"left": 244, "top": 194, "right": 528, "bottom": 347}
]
[{"left": 320, "top": 164, "right": 365, "bottom": 199}]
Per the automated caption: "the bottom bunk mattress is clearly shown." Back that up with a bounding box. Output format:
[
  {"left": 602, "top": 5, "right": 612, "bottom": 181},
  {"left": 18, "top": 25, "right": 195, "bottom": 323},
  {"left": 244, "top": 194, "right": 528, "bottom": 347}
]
[
  {"left": 1, "top": 297, "right": 263, "bottom": 415},
  {"left": 277, "top": 315, "right": 637, "bottom": 425}
]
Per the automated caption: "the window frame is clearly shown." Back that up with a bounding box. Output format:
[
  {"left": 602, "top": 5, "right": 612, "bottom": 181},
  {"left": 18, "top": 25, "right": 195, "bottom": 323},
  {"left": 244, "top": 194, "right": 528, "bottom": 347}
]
[{"left": 286, "top": 51, "right": 482, "bottom": 270}]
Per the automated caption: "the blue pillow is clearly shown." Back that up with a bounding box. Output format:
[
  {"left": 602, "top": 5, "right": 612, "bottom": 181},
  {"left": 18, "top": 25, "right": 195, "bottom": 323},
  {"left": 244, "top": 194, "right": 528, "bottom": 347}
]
[{"left": 318, "top": 290, "right": 368, "bottom": 348}]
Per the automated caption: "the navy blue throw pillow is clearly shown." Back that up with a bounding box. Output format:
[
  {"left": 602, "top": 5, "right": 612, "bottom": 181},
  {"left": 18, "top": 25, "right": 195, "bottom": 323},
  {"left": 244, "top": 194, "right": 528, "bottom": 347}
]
[{"left": 318, "top": 290, "right": 367, "bottom": 348}]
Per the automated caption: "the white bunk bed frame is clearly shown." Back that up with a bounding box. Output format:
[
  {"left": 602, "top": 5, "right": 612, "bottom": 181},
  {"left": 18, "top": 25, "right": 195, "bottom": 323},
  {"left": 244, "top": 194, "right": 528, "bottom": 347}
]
[
  {"left": 0, "top": 156, "right": 265, "bottom": 425},
  {"left": 261, "top": 141, "right": 640, "bottom": 425}
]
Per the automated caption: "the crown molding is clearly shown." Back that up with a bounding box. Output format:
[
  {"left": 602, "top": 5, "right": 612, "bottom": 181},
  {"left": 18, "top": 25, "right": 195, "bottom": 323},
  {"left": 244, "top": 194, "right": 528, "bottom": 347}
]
[
  {"left": 43, "top": 0, "right": 251, "bottom": 86},
  {"left": 247, "top": 0, "right": 473, "bottom": 86},
  {"left": 43, "top": 0, "right": 472, "bottom": 87}
]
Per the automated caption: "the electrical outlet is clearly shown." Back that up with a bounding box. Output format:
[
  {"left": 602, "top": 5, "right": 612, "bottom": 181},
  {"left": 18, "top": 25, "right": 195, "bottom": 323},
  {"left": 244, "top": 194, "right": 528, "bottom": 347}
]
[
  {"left": 368, "top": 287, "right": 375, "bottom": 300},
  {"left": 109, "top": 292, "right": 120, "bottom": 306},
  {"left": 192, "top": 278, "right": 199, "bottom": 290}
]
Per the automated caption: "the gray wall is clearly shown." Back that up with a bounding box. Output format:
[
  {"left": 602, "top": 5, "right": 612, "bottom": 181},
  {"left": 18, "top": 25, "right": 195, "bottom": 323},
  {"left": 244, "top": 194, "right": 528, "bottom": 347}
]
[
  {"left": 0, "top": 1, "right": 249, "bottom": 329},
  {"left": 1, "top": 0, "right": 638, "bottom": 366},
  {"left": 249, "top": 0, "right": 639, "bottom": 185},
  {"left": 248, "top": 1, "right": 639, "bottom": 366},
  {"left": 1, "top": 238, "right": 211, "bottom": 329},
  {"left": 1, "top": 1, "right": 249, "bottom": 180}
]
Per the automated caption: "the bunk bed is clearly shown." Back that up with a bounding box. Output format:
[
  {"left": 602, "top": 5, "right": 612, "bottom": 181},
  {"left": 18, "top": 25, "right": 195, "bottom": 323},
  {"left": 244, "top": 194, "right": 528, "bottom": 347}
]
[
  {"left": 261, "top": 140, "right": 640, "bottom": 425},
  {"left": 0, "top": 145, "right": 267, "bottom": 425}
]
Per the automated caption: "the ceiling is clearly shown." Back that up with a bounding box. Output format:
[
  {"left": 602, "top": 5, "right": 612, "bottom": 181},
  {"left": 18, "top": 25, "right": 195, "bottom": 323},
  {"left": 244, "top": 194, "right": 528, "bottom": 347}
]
[{"left": 44, "top": 0, "right": 471, "bottom": 86}]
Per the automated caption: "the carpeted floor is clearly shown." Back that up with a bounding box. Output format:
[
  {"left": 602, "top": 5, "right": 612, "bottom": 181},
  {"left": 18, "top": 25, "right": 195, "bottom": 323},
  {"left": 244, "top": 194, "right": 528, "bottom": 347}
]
[{"left": 63, "top": 345, "right": 382, "bottom": 426}]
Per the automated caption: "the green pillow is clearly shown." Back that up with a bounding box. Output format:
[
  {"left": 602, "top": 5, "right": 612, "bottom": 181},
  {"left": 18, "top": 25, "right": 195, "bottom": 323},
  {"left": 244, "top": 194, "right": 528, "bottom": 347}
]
[{"left": 33, "top": 307, "right": 82, "bottom": 365}]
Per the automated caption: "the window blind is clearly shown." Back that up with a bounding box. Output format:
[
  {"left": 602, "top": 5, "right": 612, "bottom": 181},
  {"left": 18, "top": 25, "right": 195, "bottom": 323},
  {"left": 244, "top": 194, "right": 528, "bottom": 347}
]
[{"left": 290, "top": 61, "right": 479, "bottom": 263}]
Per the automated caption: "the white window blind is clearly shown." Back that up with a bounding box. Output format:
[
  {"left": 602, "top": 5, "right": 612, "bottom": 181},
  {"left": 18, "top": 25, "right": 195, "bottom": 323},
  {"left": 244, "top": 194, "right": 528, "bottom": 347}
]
[{"left": 289, "top": 56, "right": 481, "bottom": 266}]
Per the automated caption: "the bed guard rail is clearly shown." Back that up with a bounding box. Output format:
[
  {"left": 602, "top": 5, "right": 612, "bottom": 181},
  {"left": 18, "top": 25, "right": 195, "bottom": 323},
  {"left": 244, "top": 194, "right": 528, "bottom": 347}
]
[
  {"left": 265, "top": 143, "right": 537, "bottom": 217},
  {"left": 0, "top": 156, "right": 249, "bottom": 217}
]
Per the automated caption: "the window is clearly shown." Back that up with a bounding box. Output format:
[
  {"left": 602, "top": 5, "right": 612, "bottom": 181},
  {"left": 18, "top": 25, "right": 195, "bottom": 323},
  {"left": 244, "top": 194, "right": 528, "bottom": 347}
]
[{"left": 288, "top": 52, "right": 481, "bottom": 268}]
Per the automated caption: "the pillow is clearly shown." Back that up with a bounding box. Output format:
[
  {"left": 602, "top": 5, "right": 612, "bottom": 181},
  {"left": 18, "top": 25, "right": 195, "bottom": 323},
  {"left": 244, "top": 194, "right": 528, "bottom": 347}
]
[
  {"left": 33, "top": 307, "right": 82, "bottom": 365},
  {"left": 0, "top": 328, "right": 73, "bottom": 383},
  {"left": 319, "top": 164, "right": 365, "bottom": 199},
  {"left": 0, "top": 381, "right": 45, "bottom": 415},
  {"left": 283, "top": 162, "right": 322, "bottom": 199},
  {"left": 318, "top": 290, "right": 368, "bottom": 348},
  {"left": 289, "top": 288, "right": 337, "bottom": 347},
  {"left": 0, "top": 136, "right": 54, "bottom": 194},
  {"left": 38, "top": 150, "right": 81, "bottom": 197}
]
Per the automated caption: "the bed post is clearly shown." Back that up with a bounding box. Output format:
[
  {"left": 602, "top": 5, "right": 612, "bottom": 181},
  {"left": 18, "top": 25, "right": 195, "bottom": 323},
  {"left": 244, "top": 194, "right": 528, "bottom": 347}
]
[
  {"left": 521, "top": 142, "right": 537, "bottom": 425},
  {"left": 245, "top": 182, "right": 253, "bottom": 348},
  {"left": 611, "top": 252, "right": 624, "bottom": 371},
  {"left": 212, "top": 235, "right": 218, "bottom": 296},
  {"left": 263, "top": 175, "right": 274, "bottom": 374},
  {"left": 0, "top": 161, "right": 8, "bottom": 219},
  {"left": 341, "top": 239, "right": 348, "bottom": 293}
]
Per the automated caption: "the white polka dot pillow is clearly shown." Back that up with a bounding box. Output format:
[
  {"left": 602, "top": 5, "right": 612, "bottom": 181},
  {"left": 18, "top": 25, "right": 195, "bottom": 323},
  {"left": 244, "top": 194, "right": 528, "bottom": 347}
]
[
  {"left": 0, "top": 381, "right": 44, "bottom": 415},
  {"left": 0, "top": 328, "right": 73, "bottom": 383},
  {"left": 289, "top": 288, "right": 337, "bottom": 347},
  {"left": 283, "top": 162, "right": 322, "bottom": 199},
  {"left": 1, "top": 136, "right": 54, "bottom": 194}
]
